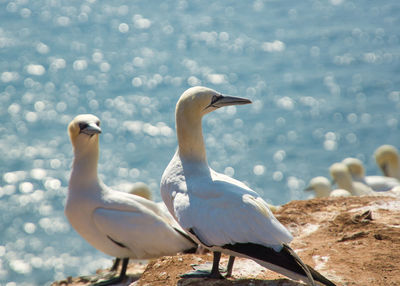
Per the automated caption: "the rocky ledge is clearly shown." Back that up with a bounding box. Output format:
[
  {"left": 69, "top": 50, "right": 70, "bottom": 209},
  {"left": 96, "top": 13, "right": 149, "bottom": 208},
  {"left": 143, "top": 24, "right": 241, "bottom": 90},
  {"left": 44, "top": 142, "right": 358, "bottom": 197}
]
[{"left": 52, "top": 196, "right": 400, "bottom": 286}]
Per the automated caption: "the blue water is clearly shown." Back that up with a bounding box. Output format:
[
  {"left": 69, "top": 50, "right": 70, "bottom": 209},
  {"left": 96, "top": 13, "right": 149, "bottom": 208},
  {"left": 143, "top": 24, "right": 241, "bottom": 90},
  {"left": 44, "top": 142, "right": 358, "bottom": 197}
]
[{"left": 1, "top": 0, "right": 399, "bottom": 284}]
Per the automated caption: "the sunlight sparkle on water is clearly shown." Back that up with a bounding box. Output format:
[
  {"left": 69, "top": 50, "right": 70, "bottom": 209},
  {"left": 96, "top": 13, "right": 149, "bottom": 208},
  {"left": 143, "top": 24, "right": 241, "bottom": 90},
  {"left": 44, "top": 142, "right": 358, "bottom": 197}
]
[{"left": 1, "top": 1, "right": 400, "bottom": 285}]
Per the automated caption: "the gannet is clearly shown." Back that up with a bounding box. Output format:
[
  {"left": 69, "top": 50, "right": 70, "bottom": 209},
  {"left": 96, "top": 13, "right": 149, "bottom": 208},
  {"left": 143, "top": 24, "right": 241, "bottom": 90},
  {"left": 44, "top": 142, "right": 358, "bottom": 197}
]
[
  {"left": 329, "top": 163, "right": 374, "bottom": 196},
  {"left": 304, "top": 176, "right": 351, "bottom": 198},
  {"left": 129, "top": 182, "right": 152, "bottom": 200},
  {"left": 342, "top": 157, "right": 400, "bottom": 192},
  {"left": 161, "top": 86, "right": 336, "bottom": 286},
  {"left": 115, "top": 181, "right": 153, "bottom": 200},
  {"left": 374, "top": 145, "right": 400, "bottom": 180},
  {"left": 65, "top": 114, "right": 196, "bottom": 285}
]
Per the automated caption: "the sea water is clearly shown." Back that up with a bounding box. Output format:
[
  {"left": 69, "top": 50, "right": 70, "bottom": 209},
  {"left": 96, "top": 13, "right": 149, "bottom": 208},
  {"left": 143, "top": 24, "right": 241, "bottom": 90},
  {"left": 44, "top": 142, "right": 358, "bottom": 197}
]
[{"left": 0, "top": 0, "right": 399, "bottom": 284}]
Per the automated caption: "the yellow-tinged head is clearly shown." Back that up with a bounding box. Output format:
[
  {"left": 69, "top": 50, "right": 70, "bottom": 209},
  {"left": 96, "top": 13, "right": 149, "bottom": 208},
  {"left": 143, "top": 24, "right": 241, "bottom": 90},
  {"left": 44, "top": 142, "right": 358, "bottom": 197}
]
[
  {"left": 129, "top": 182, "right": 152, "bottom": 200},
  {"left": 304, "top": 176, "right": 332, "bottom": 198},
  {"left": 329, "top": 162, "right": 353, "bottom": 191},
  {"left": 374, "top": 145, "right": 399, "bottom": 176},
  {"left": 342, "top": 157, "right": 365, "bottom": 178},
  {"left": 176, "top": 86, "right": 252, "bottom": 119},
  {"left": 68, "top": 114, "right": 102, "bottom": 153},
  {"left": 175, "top": 86, "right": 251, "bottom": 162}
]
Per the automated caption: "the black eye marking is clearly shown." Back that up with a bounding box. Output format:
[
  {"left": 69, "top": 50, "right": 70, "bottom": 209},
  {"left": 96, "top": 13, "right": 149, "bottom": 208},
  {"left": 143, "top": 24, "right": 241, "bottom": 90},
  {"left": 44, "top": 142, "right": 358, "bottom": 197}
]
[
  {"left": 211, "top": 94, "right": 222, "bottom": 105},
  {"left": 205, "top": 94, "right": 223, "bottom": 109},
  {"left": 204, "top": 94, "right": 224, "bottom": 110},
  {"left": 96, "top": 121, "right": 100, "bottom": 127},
  {"left": 79, "top": 122, "right": 88, "bottom": 130}
]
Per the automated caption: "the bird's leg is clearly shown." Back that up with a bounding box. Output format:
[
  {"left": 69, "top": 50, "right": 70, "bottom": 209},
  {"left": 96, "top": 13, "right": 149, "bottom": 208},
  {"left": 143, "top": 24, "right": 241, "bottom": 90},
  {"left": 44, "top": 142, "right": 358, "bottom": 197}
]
[
  {"left": 92, "top": 258, "right": 129, "bottom": 286},
  {"left": 180, "top": 252, "right": 225, "bottom": 279},
  {"left": 110, "top": 258, "right": 120, "bottom": 272},
  {"left": 225, "top": 256, "right": 235, "bottom": 278},
  {"left": 118, "top": 257, "right": 129, "bottom": 280},
  {"left": 209, "top": 251, "right": 224, "bottom": 279}
]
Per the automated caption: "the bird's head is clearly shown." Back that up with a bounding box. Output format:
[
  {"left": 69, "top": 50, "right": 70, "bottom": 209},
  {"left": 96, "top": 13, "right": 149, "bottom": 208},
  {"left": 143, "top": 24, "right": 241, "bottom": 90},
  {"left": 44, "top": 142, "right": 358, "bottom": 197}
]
[
  {"left": 304, "top": 176, "right": 331, "bottom": 197},
  {"left": 305, "top": 176, "right": 331, "bottom": 190},
  {"left": 329, "top": 162, "right": 352, "bottom": 186},
  {"left": 68, "top": 114, "right": 102, "bottom": 152},
  {"left": 342, "top": 157, "right": 365, "bottom": 178},
  {"left": 176, "top": 86, "right": 252, "bottom": 119},
  {"left": 374, "top": 145, "right": 399, "bottom": 176}
]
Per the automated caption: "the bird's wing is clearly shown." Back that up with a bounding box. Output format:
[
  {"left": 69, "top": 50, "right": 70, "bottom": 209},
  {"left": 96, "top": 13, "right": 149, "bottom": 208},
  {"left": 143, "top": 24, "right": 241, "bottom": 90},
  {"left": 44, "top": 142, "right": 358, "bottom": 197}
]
[
  {"left": 365, "top": 176, "right": 400, "bottom": 192},
  {"left": 92, "top": 205, "right": 194, "bottom": 259},
  {"left": 173, "top": 172, "right": 293, "bottom": 251}
]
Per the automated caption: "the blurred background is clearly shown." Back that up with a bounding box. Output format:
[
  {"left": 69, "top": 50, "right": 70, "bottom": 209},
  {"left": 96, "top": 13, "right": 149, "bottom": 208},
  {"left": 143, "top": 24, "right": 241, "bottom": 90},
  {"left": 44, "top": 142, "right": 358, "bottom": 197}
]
[{"left": 0, "top": 0, "right": 399, "bottom": 285}]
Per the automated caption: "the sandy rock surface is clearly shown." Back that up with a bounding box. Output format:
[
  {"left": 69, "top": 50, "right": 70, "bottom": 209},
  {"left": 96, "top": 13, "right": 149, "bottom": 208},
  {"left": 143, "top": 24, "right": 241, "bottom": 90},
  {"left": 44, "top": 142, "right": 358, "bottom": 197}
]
[{"left": 52, "top": 196, "right": 400, "bottom": 286}]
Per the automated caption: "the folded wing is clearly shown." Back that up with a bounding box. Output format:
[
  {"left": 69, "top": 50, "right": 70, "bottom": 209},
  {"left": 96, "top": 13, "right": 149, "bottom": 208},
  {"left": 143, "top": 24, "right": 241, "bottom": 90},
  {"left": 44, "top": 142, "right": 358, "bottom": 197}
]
[{"left": 93, "top": 207, "right": 195, "bottom": 259}]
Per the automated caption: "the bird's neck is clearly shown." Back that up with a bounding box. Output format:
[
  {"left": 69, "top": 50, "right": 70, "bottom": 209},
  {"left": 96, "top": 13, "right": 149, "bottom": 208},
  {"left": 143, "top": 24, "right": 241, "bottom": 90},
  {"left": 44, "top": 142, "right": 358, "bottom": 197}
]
[
  {"left": 389, "top": 164, "right": 400, "bottom": 179},
  {"left": 336, "top": 176, "right": 355, "bottom": 194},
  {"left": 316, "top": 188, "right": 330, "bottom": 198},
  {"left": 69, "top": 142, "right": 99, "bottom": 189},
  {"left": 176, "top": 111, "right": 207, "bottom": 163}
]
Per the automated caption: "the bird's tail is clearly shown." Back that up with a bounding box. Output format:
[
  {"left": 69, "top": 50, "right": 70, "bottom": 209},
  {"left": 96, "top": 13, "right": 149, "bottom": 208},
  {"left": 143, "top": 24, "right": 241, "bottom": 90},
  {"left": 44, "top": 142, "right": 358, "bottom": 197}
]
[
  {"left": 306, "top": 263, "right": 337, "bottom": 286},
  {"left": 173, "top": 227, "right": 198, "bottom": 253},
  {"left": 223, "top": 242, "right": 336, "bottom": 286},
  {"left": 282, "top": 244, "right": 315, "bottom": 286}
]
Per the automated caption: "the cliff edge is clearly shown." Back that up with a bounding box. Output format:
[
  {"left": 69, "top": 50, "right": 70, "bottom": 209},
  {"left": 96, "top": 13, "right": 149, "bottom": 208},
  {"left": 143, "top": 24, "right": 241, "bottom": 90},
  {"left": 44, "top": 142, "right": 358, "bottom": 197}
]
[{"left": 52, "top": 196, "right": 400, "bottom": 286}]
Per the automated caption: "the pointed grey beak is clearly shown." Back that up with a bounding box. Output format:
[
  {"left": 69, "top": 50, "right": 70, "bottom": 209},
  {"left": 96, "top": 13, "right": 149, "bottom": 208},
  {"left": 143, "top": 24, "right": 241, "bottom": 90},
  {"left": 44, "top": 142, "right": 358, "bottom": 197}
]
[
  {"left": 206, "top": 95, "right": 252, "bottom": 109},
  {"left": 304, "top": 186, "right": 313, "bottom": 192},
  {"left": 80, "top": 122, "right": 102, "bottom": 135}
]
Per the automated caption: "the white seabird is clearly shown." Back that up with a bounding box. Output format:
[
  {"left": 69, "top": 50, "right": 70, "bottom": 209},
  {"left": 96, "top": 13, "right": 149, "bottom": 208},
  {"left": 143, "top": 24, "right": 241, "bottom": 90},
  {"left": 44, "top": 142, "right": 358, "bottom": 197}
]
[
  {"left": 374, "top": 145, "right": 400, "bottom": 180},
  {"left": 115, "top": 181, "right": 153, "bottom": 200},
  {"left": 128, "top": 182, "right": 153, "bottom": 200},
  {"left": 342, "top": 157, "right": 400, "bottom": 192},
  {"left": 329, "top": 163, "right": 374, "bottom": 196},
  {"left": 304, "top": 176, "right": 351, "bottom": 198},
  {"left": 160, "top": 86, "right": 336, "bottom": 286},
  {"left": 65, "top": 114, "right": 197, "bottom": 285}
]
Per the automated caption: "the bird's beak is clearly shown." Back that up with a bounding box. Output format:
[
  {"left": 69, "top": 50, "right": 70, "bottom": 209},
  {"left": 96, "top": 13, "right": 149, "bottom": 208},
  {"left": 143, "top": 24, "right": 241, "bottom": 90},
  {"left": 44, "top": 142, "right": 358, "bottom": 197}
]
[
  {"left": 206, "top": 95, "right": 252, "bottom": 110},
  {"left": 80, "top": 123, "right": 102, "bottom": 136},
  {"left": 304, "top": 186, "right": 313, "bottom": 192}
]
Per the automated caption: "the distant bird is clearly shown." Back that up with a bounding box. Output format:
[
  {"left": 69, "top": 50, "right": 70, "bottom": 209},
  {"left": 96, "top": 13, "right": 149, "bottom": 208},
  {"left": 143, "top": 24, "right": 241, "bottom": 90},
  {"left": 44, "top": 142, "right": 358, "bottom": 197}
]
[
  {"left": 65, "top": 114, "right": 196, "bottom": 285},
  {"left": 128, "top": 182, "right": 153, "bottom": 200},
  {"left": 115, "top": 181, "right": 153, "bottom": 200},
  {"left": 304, "top": 176, "right": 351, "bottom": 198},
  {"left": 374, "top": 145, "right": 400, "bottom": 180},
  {"left": 161, "top": 86, "right": 336, "bottom": 286},
  {"left": 329, "top": 163, "right": 374, "bottom": 196},
  {"left": 266, "top": 202, "right": 280, "bottom": 213},
  {"left": 342, "top": 157, "right": 400, "bottom": 192}
]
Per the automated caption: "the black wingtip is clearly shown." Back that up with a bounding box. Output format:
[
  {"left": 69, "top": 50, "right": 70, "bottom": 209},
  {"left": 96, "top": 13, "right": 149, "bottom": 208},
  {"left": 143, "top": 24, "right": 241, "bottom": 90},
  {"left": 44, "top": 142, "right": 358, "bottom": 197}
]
[
  {"left": 223, "top": 242, "right": 336, "bottom": 286},
  {"left": 306, "top": 265, "right": 336, "bottom": 286}
]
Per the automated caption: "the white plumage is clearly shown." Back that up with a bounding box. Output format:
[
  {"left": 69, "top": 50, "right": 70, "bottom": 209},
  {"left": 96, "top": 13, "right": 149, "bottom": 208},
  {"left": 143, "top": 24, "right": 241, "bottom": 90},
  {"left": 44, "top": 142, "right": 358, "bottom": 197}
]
[
  {"left": 305, "top": 176, "right": 351, "bottom": 198},
  {"left": 161, "top": 86, "right": 335, "bottom": 286},
  {"left": 374, "top": 145, "right": 400, "bottom": 180},
  {"left": 342, "top": 157, "right": 400, "bottom": 192},
  {"left": 65, "top": 114, "right": 196, "bottom": 284},
  {"left": 329, "top": 162, "right": 375, "bottom": 196},
  {"left": 329, "top": 162, "right": 400, "bottom": 198},
  {"left": 162, "top": 155, "right": 292, "bottom": 251}
]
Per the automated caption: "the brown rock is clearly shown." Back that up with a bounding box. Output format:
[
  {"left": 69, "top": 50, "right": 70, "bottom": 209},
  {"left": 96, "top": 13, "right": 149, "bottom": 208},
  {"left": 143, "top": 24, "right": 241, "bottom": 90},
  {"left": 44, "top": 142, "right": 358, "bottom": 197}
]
[{"left": 52, "top": 196, "right": 400, "bottom": 286}]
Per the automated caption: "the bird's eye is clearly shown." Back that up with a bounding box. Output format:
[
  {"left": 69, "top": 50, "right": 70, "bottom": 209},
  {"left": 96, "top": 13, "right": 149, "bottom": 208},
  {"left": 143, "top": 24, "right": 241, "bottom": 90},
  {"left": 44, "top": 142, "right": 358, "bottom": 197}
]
[
  {"left": 79, "top": 122, "right": 88, "bottom": 130},
  {"left": 96, "top": 121, "right": 100, "bottom": 127},
  {"left": 210, "top": 95, "right": 222, "bottom": 105}
]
